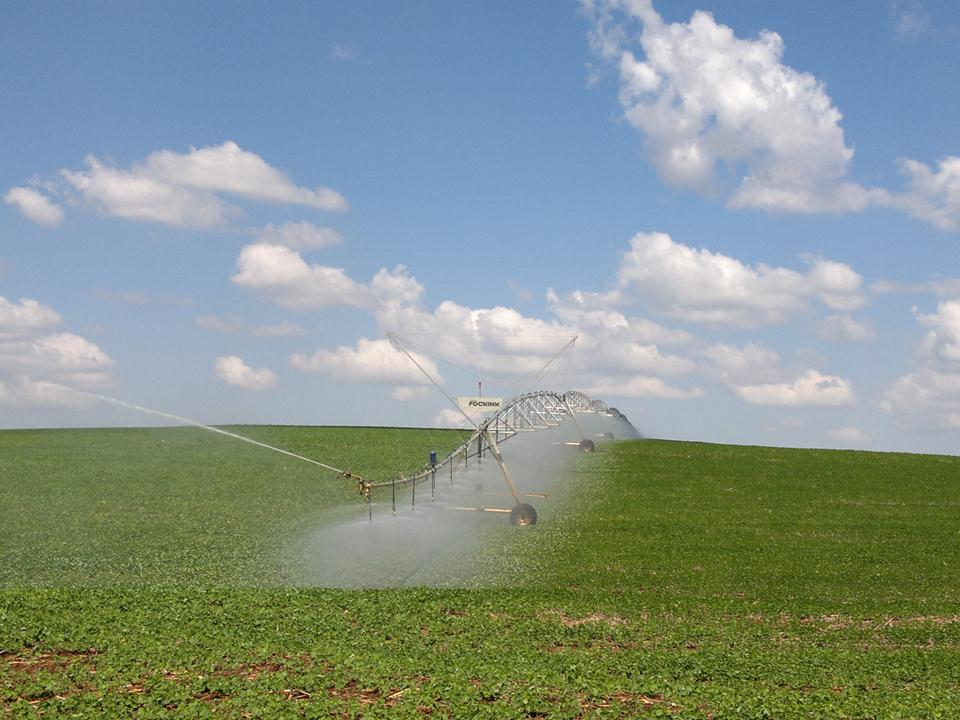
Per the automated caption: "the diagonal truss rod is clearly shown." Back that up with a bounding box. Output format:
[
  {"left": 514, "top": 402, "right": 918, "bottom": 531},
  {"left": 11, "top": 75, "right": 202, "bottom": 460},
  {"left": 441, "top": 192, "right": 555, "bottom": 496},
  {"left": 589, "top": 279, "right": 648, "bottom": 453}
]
[{"left": 387, "top": 331, "right": 523, "bottom": 503}]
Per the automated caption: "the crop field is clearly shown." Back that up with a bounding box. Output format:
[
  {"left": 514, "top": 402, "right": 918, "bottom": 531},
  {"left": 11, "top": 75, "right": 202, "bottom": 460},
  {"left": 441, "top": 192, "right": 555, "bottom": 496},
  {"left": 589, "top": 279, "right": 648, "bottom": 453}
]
[{"left": 3, "top": 426, "right": 960, "bottom": 718}]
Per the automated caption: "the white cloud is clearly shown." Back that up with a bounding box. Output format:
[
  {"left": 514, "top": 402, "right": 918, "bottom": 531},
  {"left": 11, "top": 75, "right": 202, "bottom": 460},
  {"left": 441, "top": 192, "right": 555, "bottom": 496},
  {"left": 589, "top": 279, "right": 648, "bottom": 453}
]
[
  {"left": 256, "top": 221, "right": 342, "bottom": 249},
  {"left": 0, "top": 297, "right": 62, "bottom": 338},
  {"left": 702, "top": 341, "right": 856, "bottom": 410},
  {"left": 815, "top": 315, "right": 876, "bottom": 343},
  {"left": 4, "top": 187, "right": 64, "bottom": 226},
  {"left": 214, "top": 355, "right": 278, "bottom": 391},
  {"left": 733, "top": 369, "right": 855, "bottom": 407},
  {"left": 0, "top": 375, "right": 92, "bottom": 408},
  {"left": 62, "top": 155, "right": 230, "bottom": 229},
  {"left": 701, "top": 343, "right": 782, "bottom": 385},
  {"left": 433, "top": 407, "right": 474, "bottom": 429},
  {"left": 291, "top": 338, "right": 442, "bottom": 386},
  {"left": 916, "top": 300, "right": 960, "bottom": 363},
  {"left": 585, "top": 1, "right": 960, "bottom": 232},
  {"left": 371, "top": 265, "right": 426, "bottom": 307},
  {"left": 49, "top": 141, "right": 347, "bottom": 230},
  {"left": 585, "top": 375, "right": 702, "bottom": 399},
  {"left": 827, "top": 426, "right": 868, "bottom": 443},
  {"left": 585, "top": 0, "right": 871, "bottom": 213},
  {"left": 232, "top": 243, "right": 373, "bottom": 310},
  {"left": 589, "top": 339, "right": 694, "bottom": 376},
  {"left": 29, "top": 333, "right": 113, "bottom": 372},
  {"left": 615, "top": 232, "right": 866, "bottom": 327},
  {"left": 391, "top": 385, "right": 430, "bottom": 401},
  {"left": 196, "top": 315, "right": 304, "bottom": 338},
  {"left": 0, "top": 333, "right": 113, "bottom": 386},
  {"left": 885, "top": 157, "right": 960, "bottom": 231},
  {"left": 374, "top": 294, "right": 577, "bottom": 380},
  {"left": 880, "top": 299, "right": 960, "bottom": 431},
  {"left": 547, "top": 288, "right": 694, "bottom": 345},
  {"left": 236, "top": 233, "right": 870, "bottom": 416},
  {"left": 138, "top": 141, "right": 347, "bottom": 211},
  {"left": 881, "top": 368, "right": 960, "bottom": 431},
  {"left": 0, "top": 295, "right": 114, "bottom": 409}
]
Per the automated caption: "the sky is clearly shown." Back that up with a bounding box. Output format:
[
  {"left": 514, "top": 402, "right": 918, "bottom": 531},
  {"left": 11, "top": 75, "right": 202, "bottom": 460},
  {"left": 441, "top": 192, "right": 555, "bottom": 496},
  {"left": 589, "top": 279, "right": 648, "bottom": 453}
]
[{"left": 2, "top": 0, "right": 959, "bottom": 455}]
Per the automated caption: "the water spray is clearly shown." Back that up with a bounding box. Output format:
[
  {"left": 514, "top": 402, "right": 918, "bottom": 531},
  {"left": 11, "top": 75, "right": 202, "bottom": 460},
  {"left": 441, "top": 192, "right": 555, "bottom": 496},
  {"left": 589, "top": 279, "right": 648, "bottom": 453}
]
[{"left": 59, "top": 385, "right": 349, "bottom": 476}]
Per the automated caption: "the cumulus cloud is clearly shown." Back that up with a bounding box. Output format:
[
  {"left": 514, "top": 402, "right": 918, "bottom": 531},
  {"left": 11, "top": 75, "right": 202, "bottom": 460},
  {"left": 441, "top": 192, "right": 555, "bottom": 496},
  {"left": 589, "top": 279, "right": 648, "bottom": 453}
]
[
  {"left": 214, "top": 355, "right": 278, "bottom": 391},
  {"left": 881, "top": 368, "right": 960, "bottom": 431},
  {"left": 237, "top": 232, "right": 865, "bottom": 416},
  {"left": 0, "top": 295, "right": 114, "bottom": 408},
  {"left": 584, "top": 375, "right": 702, "bottom": 399},
  {"left": 256, "top": 221, "right": 343, "bottom": 249},
  {"left": 826, "top": 426, "right": 868, "bottom": 443},
  {"left": 701, "top": 342, "right": 782, "bottom": 385},
  {"left": 916, "top": 300, "right": 960, "bottom": 363},
  {"left": 196, "top": 315, "right": 304, "bottom": 338},
  {"left": 391, "top": 385, "right": 430, "bottom": 401},
  {"left": 0, "top": 375, "right": 92, "bottom": 408},
  {"left": 615, "top": 232, "right": 866, "bottom": 327},
  {"left": 232, "top": 243, "right": 373, "bottom": 310},
  {"left": 584, "top": 1, "right": 959, "bottom": 231},
  {"left": 12, "top": 141, "right": 346, "bottom": 230},
  {"left": 700, "top": 341, "right": 854, "bottom": 408},
  {"left": 546, "top": 288, "right": 694, "bottom": 345},
  {"left": 733, "top": 370, "right": 855, "bottom": 407},
  {"left": 884, "top": 157, "right": 960, "bottom": 231},
  {"left": 584, "top": 0, "right": 871, "bottom": 213},
  {"left": 28, "top": 333, "right": 113, "bottom": 373},
  {"left": 0, "top": 297, "right": 62, "bottom": 338},
  {"left": 0, "top": 332, "right": 113, "bottom": 386},
  {"left": 880, "top": 299, "right": 960, "bottom": 431},
  {"left": 433, "top": 407, "right": 474, "bottom": 429},
  {"left": 136, "top": 141, "right": 347, "bottom": 210},
  {"left": 815, "top": 314, "right": 876, "bottom": 343},
  {"left": 4, "top": 187, "right": 64, "bottom": 226},
  {"left": 61, "top": 155, "right": 230, "bottom": 229},
  {"left": 291, "top": 338, "right": 441, "bottom": 386}
]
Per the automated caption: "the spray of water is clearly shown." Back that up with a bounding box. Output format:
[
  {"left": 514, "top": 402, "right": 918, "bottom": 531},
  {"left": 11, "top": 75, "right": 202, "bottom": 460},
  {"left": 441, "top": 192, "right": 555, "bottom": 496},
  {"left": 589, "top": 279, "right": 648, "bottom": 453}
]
[
  {"left": 284, "top": 410, "right": 640, "bottom": 587},
  {"left": 62, "top": 385, "right": 345, "bottom": 475}
]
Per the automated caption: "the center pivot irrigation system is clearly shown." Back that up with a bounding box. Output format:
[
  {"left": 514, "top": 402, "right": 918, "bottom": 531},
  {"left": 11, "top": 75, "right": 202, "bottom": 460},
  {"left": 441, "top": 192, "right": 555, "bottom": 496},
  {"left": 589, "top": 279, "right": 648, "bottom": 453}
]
[
  {"left": 74, "top": 332, "right": 630, "bottom": 528},
  {"left": 334, "top": 333, "right": 631, "bottom": 527}
]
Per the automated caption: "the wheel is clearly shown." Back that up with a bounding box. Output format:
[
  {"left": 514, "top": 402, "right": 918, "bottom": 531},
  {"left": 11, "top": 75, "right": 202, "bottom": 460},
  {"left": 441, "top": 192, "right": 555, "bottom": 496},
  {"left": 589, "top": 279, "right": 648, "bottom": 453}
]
[
  {"left": 579, "top": 439, "right": 596, "bottom": 453},
  {"left": 510, "top": 503, "right": 537, "bottom": 526}
]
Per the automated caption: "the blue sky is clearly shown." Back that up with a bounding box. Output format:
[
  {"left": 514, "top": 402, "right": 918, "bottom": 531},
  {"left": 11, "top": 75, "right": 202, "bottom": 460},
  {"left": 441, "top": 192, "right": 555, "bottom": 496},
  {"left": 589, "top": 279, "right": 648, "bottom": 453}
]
[{"left": 2, "top": 0, "right": 959, "bottom": 455}]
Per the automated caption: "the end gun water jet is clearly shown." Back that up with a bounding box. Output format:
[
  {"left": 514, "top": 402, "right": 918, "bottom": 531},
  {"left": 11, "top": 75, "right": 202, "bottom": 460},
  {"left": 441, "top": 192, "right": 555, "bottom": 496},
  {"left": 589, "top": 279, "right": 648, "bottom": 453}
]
[{"left": 64, "top": 386, "right": 346, "bottom": 475}]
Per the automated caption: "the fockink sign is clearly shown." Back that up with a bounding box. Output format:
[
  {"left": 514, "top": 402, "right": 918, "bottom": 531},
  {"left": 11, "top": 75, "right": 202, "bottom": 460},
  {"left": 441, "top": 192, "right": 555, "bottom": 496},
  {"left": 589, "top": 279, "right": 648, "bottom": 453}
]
[{"left": 457, "top": 396, "right": 503, "bottom": 413}]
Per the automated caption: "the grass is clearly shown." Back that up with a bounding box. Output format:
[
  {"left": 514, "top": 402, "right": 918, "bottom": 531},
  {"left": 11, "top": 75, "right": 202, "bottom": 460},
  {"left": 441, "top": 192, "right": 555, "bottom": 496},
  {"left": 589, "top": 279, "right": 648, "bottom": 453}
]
[{"left": 3, "top": 428, "right": 960, "bottom": 717}]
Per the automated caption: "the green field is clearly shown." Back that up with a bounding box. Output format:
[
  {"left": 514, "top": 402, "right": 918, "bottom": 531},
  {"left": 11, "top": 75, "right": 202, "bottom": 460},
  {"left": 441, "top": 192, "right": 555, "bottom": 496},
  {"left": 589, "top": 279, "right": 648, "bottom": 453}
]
[{"left": 3, "top": 427, "right": 960, "bottom": 717}]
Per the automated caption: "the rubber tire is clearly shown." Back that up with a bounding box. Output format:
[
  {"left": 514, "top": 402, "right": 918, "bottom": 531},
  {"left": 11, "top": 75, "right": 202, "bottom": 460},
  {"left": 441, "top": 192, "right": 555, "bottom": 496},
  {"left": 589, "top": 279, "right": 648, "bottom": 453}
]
[
  {"left": 579, "top": 439, "right": 596, "bottom": 453},
  {"left": 510, "top": 503, "right": 537, "bottom": 526}
]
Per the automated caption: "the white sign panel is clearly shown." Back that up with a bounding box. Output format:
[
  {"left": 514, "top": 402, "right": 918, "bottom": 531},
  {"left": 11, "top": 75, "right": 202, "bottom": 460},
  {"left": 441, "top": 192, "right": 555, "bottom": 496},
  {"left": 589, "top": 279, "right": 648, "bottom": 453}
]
[{"left": 457, "top": 396, "right": 503, "bottom": 414}]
